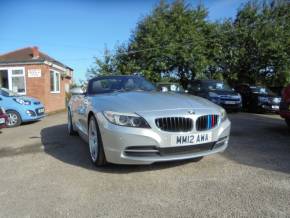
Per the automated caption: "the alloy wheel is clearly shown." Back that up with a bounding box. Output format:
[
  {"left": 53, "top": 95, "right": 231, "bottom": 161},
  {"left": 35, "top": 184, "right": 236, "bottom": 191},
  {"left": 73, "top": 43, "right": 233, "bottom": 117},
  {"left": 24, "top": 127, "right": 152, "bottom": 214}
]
[
  {"left": 7, "top": 113, "right": 18, "bottom": 127},
  {"left": 89, "top": 119, "right": 99, "bottom": 162}
]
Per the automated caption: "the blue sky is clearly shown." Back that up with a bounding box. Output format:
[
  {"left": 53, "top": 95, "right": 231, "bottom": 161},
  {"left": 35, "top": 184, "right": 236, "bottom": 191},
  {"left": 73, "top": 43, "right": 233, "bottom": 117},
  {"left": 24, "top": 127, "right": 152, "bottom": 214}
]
[{"left": 0, "top": 0, "right": 246, "bottom": 82}]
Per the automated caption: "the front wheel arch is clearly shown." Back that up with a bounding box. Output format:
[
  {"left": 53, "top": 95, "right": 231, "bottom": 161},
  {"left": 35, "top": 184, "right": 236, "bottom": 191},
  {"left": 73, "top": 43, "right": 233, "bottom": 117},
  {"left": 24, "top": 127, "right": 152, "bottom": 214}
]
[
  {"left": 6, "top": 109, "right": 22, "bottom": 127},
  {"left": 87, "top": 111, "right": 95, "bottom": 129},
  {"left": 88, "top": 113, "right": 107, "bottom": 166}
]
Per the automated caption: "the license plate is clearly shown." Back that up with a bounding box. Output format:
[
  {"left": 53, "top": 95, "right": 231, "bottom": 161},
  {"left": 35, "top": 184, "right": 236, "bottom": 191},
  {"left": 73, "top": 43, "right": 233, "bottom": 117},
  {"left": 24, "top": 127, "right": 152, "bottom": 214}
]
[
  {"left": 0, "top": 118, "right": 5, "bottom": 124},
  {"left": 272, "top": 105, "right": 279, "bottom": 109},
  {"left": 225, "top": 101, "right": 236, "bottom": 105},
  {"left": 38, "top": 108, "right": 44, "bottom": 113},
  {"left": 171, "top": 132, "right": 212, "bottom": 146}
]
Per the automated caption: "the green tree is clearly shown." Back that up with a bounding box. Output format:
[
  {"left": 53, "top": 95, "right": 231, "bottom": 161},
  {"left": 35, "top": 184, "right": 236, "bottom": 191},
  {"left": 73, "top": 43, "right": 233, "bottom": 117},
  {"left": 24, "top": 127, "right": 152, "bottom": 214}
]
[
  {"left": 233, "top": 0, "right": 290, "bottom": 86},
  {"left": 127, "top": 0, "right": 210, "bottom": 86},
  {"left": 86, "top": 47, "right": 117, "bottom": 79},
  {"left": 88, "top": 0, "right": 290, "bottom": 87}
]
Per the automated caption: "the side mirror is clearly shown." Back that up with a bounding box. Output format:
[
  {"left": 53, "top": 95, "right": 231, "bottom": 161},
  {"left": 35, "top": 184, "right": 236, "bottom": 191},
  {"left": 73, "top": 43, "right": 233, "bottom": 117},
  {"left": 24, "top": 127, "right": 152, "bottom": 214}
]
[{"left": 70, "top": 87, "right": 85, "bottom": 95}]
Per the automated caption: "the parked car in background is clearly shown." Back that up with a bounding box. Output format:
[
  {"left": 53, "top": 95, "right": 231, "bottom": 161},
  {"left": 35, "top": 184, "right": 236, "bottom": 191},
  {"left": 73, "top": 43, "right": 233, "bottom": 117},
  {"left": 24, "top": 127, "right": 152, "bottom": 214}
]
[
  {"left": 187, "top": 80, "right": 242, "bottom": 111},
  {"left": 156, "top": 82, "right": 186, "bottom": 93},
  {"left": 68, "top": 75, "right": 231, "bottom": 166},
  {"left": 279, "top": 84, "right": 290, "bottom": 127},
  {"left": 235, "top": 84, "right": 281, "bottom": 113},
  {"left": 0, "top": 107, "right": 8, "bottom": 129},
  {"left": 0, "top": 88, "right": 45, "bottom": 127}
]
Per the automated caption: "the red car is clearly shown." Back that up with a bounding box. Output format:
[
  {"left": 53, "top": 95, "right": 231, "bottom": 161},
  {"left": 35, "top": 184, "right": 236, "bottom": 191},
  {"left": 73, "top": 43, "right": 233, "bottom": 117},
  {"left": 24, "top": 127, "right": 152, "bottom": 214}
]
[
  {"left": 280, "top": 84, "right": 290, "bottom": 127},
  {"left": 0, "top": 107, "right": 8, "bottom": 129}
]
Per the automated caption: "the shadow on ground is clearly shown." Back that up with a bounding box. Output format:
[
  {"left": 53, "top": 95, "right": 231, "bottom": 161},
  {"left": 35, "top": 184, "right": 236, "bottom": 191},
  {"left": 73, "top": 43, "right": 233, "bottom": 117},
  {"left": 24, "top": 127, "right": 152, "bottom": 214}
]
[
  {"left": 223, "top": 113, "right": 290, "bottom": 174},
  {"left": 41, "top": 113, "right": 290, "bottom": 174},
  {"left": 40, "top": 124, "right": 198, "bottom": 173}
]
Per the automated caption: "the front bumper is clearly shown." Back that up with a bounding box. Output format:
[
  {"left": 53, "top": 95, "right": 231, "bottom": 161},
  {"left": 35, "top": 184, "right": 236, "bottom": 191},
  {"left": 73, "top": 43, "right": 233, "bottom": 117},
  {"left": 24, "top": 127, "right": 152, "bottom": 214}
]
[
  {"left": 258, "top": 103, "right": 280, "bottom": 112},
  {"left": 19, "top": 105, "right": 46, "bottom": 122},
  {"left": 97, "top": 112, "right": 231, "bottom": 165},
  {"left": 220, "top": 102, "right": 242, "bottom": 110},
  {"left": 210, "top": 98, "right": 242, "bottom": 110}
]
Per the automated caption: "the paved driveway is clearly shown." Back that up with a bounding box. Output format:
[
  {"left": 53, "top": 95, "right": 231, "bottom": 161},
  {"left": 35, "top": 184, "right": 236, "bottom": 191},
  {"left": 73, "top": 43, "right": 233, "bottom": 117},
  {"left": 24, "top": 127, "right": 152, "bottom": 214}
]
[{"left": 0, "top": 112, "right": 289, "bottom": 217}]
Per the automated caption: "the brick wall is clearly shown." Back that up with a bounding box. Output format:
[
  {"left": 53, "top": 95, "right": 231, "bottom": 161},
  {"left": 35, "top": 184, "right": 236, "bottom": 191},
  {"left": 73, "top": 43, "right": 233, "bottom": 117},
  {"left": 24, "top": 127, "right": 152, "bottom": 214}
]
[
  {"left": 25, "top": 64, "right": 47, "bottom": 105},
  {"left": 0, "top": 63, "right": 72, "bottom": 113},
  {"left": 42, "top": 65, "right": 71, "bottom": 113},
  {"left": 1, "top": 59, "right": 73, "bottom": 113}
]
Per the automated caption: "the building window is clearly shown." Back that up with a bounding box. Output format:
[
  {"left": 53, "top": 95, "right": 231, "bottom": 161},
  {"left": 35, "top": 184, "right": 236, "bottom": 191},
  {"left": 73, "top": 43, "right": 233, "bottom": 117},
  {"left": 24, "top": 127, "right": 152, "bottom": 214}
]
[
  {"left": 50, "top": 70, "right": 60, "bottom": 93},
  {"left": 11, "top": 68, "right": 26, "bottom": 94}
]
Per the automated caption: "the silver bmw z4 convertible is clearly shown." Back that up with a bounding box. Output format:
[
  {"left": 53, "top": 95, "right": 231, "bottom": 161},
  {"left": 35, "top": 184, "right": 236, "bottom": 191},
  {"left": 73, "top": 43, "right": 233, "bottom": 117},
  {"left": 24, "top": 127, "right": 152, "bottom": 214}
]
[{"left": 68, "top": 75, "right": 231, "bottom": 166}]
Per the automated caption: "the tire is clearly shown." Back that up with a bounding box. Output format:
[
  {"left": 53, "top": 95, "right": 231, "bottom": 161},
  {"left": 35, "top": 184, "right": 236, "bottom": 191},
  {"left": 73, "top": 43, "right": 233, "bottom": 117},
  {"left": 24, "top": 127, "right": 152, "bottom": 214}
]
[
  {"left": 192, "top": 156, "right": 203, "bottom": 162},
  {"left": 67, "top": 109, "right": 77, "bottom": 135},
  {"left": 286, "top": 119, "right": 290, "bottom": 128},
  {"left": 88, "top": 116, "right": 107, "bottom": 166},
  {"left": 6, "top": 110, "right": 21, "bottom": 128}
]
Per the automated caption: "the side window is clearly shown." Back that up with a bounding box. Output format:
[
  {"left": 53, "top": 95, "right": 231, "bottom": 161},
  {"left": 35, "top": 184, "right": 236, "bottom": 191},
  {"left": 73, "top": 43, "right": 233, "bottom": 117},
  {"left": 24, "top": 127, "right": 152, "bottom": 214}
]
[
  {"left": 50, "top": 70, "right": 60, "bottom": 93},
  {"left": 11, "top": 69, "right": 26, "bottom": 94}
]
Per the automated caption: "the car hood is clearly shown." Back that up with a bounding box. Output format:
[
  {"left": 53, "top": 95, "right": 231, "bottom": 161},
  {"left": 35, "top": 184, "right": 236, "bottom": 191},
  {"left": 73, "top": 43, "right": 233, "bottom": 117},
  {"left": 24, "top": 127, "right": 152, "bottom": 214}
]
[
  {"left": 15, "top": 96, "right": 41, "bottom": 103},
  {"left": 92, "top": 91, "right": 220, "bottom": 113}
]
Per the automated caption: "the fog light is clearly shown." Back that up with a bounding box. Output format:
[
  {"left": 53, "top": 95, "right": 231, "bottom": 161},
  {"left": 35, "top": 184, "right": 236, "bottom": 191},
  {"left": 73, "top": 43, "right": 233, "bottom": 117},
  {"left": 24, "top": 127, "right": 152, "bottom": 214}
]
[{"left": 26, "top": 110, "right": 36, "bottom": 117}]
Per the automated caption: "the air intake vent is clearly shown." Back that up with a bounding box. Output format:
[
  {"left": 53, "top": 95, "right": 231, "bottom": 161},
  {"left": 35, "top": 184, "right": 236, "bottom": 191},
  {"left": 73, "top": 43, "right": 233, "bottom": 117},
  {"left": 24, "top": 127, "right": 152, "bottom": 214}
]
[
  {"left": 155, "top": 117, "right": 193, "bottom": 132},
  {"left": 196, "top": 115, "right": 219, "bottom": 131}
]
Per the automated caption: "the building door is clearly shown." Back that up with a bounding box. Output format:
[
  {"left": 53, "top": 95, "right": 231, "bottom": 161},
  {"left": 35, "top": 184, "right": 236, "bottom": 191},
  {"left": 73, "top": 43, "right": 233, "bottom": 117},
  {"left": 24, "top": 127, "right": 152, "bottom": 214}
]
[{"left": 0, "top": 70, "right": 9, "bottom": 89}]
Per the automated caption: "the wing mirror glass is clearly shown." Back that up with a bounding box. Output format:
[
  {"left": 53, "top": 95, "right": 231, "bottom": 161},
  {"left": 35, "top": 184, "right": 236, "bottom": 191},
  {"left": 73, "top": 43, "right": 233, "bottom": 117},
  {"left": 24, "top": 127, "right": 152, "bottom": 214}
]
[{"left": 70, "top": 87, "right": 85, "bottom": 95}]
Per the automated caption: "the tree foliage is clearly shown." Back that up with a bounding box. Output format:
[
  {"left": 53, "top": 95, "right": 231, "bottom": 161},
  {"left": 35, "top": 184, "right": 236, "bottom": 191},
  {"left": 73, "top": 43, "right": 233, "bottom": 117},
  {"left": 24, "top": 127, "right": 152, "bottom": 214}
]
[{"left": 88, "top": 0, "right": 290, "bottom": 87}]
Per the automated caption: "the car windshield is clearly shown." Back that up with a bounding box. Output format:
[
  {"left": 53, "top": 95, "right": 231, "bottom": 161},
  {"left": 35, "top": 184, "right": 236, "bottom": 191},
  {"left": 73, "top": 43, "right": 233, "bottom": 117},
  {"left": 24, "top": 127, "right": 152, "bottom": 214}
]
[
  {"left": 201, "top": 81, "right": 232, "bottom": 91},
  {"left": 250, "top": 87, "right": 275, "bottom": 95},
  {"left": 89, "top": 76, "right": 156, "bottom": 94},
  {"left": 0, "top": 88, "right": 20, "bottom": 97}
]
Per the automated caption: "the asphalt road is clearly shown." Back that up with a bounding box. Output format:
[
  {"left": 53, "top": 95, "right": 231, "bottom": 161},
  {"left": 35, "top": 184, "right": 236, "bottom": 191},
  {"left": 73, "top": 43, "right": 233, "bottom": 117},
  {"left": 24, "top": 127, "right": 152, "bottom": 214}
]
[{"left": 0, "top": 112, "right": 289, "bottom": 217}]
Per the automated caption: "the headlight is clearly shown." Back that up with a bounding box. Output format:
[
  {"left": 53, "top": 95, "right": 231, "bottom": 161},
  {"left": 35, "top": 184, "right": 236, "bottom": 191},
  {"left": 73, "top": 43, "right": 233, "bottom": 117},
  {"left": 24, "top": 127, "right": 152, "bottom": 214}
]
[
  {"left": 209, "top": 92, "right": 219, "bottom": 98},
  {"left": 103, "top": 111, "right": 150, "bottom": 128},
  {"left": 14, "top": 98, "right": 31, "bottom": 105},
  {"left": 272, "top": 97, "right": 281, "bottom": 104},
  {"left": 221, "top": 109, "right": 227, "bottom": 122},
  {"left": 258, "top": 96, "right": 269, "bottom": 103}
]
